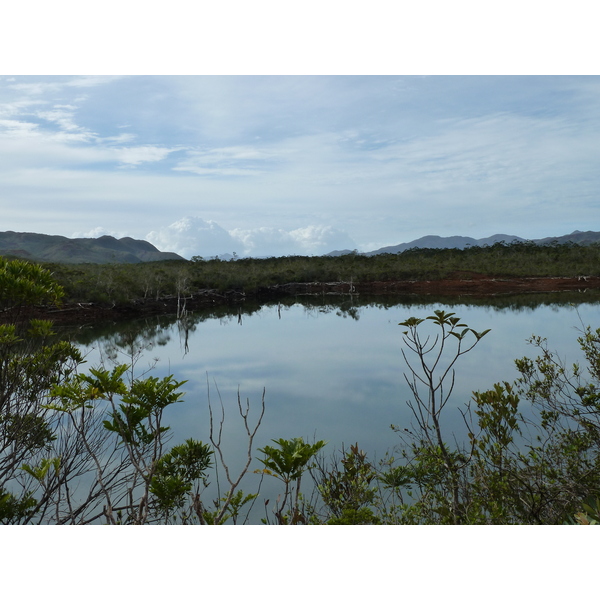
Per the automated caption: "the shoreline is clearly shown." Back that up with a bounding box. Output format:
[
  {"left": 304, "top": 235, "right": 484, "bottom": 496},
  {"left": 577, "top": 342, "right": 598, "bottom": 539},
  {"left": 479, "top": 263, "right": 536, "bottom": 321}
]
[{"left": 6, "top": 274, "right": 600, "bottom": 326}]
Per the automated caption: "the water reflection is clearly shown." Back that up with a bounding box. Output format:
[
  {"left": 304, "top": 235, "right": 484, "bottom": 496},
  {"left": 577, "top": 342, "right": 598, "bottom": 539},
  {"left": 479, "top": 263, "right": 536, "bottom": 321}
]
[{"left": 64, "top": 292, "right": 600, "bottom": 523}]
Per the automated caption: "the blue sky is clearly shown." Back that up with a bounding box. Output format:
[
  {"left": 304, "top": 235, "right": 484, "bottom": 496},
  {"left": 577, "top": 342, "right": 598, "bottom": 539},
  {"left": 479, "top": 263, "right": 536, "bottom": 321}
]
[{"left": 2, "top": 14, "right": 599, "bottom": 259}]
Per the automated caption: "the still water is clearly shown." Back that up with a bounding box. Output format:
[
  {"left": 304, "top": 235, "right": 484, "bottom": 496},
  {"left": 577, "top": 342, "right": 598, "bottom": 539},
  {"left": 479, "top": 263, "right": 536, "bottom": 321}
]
[{"left": 68, "top": 293, "right": 600, "bottom": 521}]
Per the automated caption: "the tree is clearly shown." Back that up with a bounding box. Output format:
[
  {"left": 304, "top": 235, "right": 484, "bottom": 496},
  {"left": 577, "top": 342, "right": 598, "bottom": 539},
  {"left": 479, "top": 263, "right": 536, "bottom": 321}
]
[
  {"left": 192, "top": 383, "right": 265, "bottom": 525},
  {"left": 386, "top": 310, "right": 600, "bottom": 524}
]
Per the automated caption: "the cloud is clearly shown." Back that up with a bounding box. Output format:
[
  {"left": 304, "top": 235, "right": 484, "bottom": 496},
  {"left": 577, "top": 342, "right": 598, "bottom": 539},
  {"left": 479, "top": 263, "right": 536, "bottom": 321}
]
[
  {"left": 36, "top": 107, "right": 87, "bottom": 132},
  {"left": 146, "top": 217, "right": 358, "bottom": 258},
  {"left": 0, "top": 81, "right": 179, "bottom": 169},
  {"left": 230, "top": 225, "right": 358, "bottom": 256},
  {"left": 71, "top": 226, "right": 129, "bottom": 239},
  {"left": 6, "top": 76, "right": 123, "bottom": 96},
  {"left": 0, "top": 118, "right": 40, "bottom": 136},
  {"left": 146, "top": 217, "right": 244, "bottom": 259},
  {"left": 115, "top": 145, "right": 180, "bottom": 166},
  {"left": 173, "top": 145, "right": 283, "bottom": 177}
]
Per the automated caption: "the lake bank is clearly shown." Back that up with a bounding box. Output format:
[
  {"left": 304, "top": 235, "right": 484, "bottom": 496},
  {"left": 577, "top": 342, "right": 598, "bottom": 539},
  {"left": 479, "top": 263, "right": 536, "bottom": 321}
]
[{"left": 7, "top": 273, "right": 600, "bottom": 325}]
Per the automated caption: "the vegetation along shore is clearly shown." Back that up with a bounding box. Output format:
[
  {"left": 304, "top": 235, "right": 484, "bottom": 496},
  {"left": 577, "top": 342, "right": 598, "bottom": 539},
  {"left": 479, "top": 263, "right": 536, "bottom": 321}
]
[{"left": 4, "top": 240, "right": 600, "bottom": 325}]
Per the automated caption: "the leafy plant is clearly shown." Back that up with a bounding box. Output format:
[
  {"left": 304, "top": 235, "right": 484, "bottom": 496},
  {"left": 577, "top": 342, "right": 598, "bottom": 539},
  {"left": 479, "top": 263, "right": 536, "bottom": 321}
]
[
  {"left": 257, "top": 437, "right": 327, "bottom": 524},
  {"left": 150, "top": 438, "right": 213, "bottom": 520},
  {"left": 316, "top": 443, "right": 378, "bottom": 521}
]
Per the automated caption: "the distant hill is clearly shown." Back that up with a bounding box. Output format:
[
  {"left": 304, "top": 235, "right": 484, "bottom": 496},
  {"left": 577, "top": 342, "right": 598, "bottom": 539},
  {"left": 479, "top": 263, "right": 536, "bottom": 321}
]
[
  {"left": 534, "top": 230, "right": 600, "bottom": 245},
  {"left": 349, "top": 231, "right": 600, "bottom": 257},
  {"left": 0, "top": 231, "right": 185, "bottom": 264}
]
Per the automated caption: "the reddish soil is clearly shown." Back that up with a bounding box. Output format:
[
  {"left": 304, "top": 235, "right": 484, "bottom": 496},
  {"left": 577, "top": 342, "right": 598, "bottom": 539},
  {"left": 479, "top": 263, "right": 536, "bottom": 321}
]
[
  {"left": 6, "top": 273, "right": 600, "bottom": 326},
  {"left": 275, "top": 272, "right": 600, "bottom": 297}
]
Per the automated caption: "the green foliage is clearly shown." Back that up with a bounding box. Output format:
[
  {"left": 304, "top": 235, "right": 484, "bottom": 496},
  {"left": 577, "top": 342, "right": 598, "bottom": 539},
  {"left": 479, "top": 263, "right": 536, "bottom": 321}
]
[
  {"left": 42, "top": 363, "right": 217, "bottom": 524},
  {"left": 200, "top": 490, "right": 258, "bottom": 525},
  {"left": 103, "top": 374, "right": 187, "bottom": 446},
  {"left": 0, "top": 413, "right": 56, "bottom": 450},
  {"left": 1, "top": 256, "right": 224, "bottom": 525},
  {"left": 385, "top": 313, "right": 600, "bottom": 524},
  {"left": 0, "top": 258, "right": 64, "bottom": 312},
  {"left": 318, "top": 443, "right": 378, "bottom": 519},
  {"left": 21, "top": 456, "right": 61, "bottom": 482},
  {"left": 566, "top": 496, "right": 600, "bottom": 524},
  {"left": 150, "top": 439, "right": 213, "bottom": 515},
  {"left": 0, "top": 488, "right": 37, "bottom": 524},
  {"left": 258, "top": 437, "right": 327, "bottom": 483},
  {"left": 258, "top": 437, "right": 327, "bottom": 524},
  {"left": 327, "top": 507, "right": 380, "bottom": 525},
  {"left": 394, "top": 310, "right": 491, "bottom": 523}
]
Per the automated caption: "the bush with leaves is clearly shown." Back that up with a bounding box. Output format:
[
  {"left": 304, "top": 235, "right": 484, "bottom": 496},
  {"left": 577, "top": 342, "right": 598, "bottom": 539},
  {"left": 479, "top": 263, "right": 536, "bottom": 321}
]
[
  {"left": 0, "top": 259, "right": 222, "bottom": 524},
  {"left": 382, "top": 311, "right": 600, "bottom": 524},
  {"left": 0, "top": 314, "right": 82, "bottom": 523},
  {"left": 257, "top": 437, "right": 327, "bottom": 524},
  {"left": 314, "top": 443, "right": 379, "bottom": 524}
]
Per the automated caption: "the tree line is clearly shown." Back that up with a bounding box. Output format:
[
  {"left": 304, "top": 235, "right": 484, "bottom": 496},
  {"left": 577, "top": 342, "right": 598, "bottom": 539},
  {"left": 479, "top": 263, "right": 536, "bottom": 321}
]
[{"left": 29, "top": 240, "right": 600, "bottom": 307}]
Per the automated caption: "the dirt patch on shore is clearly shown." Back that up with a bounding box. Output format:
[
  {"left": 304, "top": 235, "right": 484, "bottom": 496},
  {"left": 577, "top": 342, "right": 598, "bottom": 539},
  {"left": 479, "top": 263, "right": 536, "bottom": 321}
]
[
  {"left": 275, "top": 274, "right": 600, "bottom": 297},
  {"left": 356, "top": 274, "right": 600, "bottom": 296}
]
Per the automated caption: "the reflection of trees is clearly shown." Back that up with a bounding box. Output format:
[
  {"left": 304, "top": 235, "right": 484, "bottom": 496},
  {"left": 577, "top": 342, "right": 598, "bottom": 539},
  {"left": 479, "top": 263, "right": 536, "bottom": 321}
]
[
  {"left": 298, "top": 291, "right": 600, "bottom": 315},
  {"left": 67, "top": 317, "right": 174, "bottom": 367},
  {"left": 62, "top": 292, "right": 600, "bottom": 359},
  {"left": 271, "top": 291, "right": 600, "bottom": 317}
]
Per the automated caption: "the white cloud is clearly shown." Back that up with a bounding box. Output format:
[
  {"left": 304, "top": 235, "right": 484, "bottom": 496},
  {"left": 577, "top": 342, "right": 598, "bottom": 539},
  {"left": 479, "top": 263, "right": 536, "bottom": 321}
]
[
  {"left": 146, "top": 217, "right": 357, "bottom": 258},
  {"left": 173, "top": 145, "right": 283, "bottom": 177},
  {"left": 7, "top": 82, "right": 63, "bottom": 95},
  {"left": 71, "top": 226, "right": 129, "bottom": 239},
  {"left": 0, "top": 114, "right": 177, "bottom": 169},
  {"left": 6, "top": 76, "right": 122, "bottom": 95},
  {"left": 230, "top": 224, "right": 357, "bottom": 256},
  {"left": 0, "top": 98, "right": 47, "bottom": 118},
  {"left": 115, "top": 145, "right": 179, "bottom": 166},
  {"left": 146, "top": 216, "right": 244, "bottom": 258},
  {"left": 0, "top": 118, "right": 39, "bottom": 136},
  {"left": 65, "top": 76, "right": 124, "bottom": 88},
  {"left": 37, "top": 108, "right": 78, "bottom": 130},
  {"left": 0, "top": 83, "right": 178, "bottom": 169}
]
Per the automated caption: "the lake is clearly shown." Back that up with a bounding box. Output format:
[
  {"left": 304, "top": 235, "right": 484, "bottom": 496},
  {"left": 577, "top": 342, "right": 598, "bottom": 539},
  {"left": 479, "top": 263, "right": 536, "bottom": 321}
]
[{"left": 67, "top": 291, "right": 600, "bottom": 522}]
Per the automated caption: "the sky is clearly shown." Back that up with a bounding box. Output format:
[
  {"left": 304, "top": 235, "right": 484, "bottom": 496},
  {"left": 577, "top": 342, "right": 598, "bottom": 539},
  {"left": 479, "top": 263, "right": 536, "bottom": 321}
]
[
  {"left": 1, "top": 74, "right": 599, "bottom": 258},
  {"left": 1, "top": 0, "right": 599, "bottom": 259}
]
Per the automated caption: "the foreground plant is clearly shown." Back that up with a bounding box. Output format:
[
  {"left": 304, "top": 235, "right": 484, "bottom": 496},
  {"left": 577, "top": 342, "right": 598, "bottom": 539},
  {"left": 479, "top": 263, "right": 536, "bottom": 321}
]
[
  {"left": 257, "top": 437, "right": 326, "bottom": 524},
  {"left": 394, "top": 310, "right": 490, "bottom": 523},
  {"left": 387, "top": 311, "right": 600, "bottom": 524},
  {"left": 313, "top": 443, "right": 380, "bottom": 524}
]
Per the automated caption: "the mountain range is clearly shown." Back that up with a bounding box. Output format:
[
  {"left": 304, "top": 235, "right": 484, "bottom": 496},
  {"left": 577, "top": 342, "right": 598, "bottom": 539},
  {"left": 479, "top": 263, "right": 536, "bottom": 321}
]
[
  {"left": 329, "top": 230, "right": 600, "bottom": 257},
  {"left": 2, "top": 229, "right": 600, "bottom": 264},
  {"left": 0, "top": 231, "right": 184, "bottom": 264}
]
